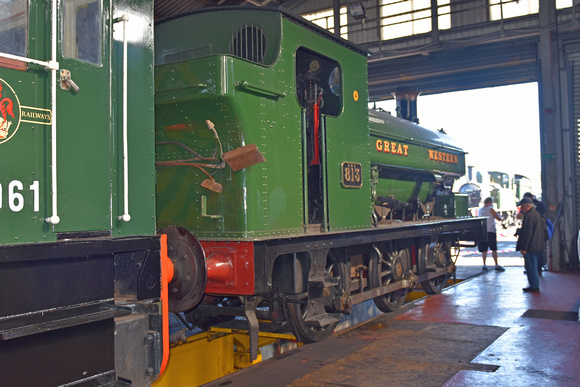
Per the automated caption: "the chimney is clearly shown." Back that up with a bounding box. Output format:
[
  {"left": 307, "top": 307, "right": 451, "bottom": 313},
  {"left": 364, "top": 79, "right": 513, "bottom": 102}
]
[{"left": 392, "top": 87, "right": 421, "bottom": 124}]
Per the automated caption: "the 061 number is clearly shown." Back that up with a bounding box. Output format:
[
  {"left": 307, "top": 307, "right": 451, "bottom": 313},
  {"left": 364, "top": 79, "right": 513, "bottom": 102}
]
[{"left": 0, "top": 180, "right": 40, "bottom": 212}]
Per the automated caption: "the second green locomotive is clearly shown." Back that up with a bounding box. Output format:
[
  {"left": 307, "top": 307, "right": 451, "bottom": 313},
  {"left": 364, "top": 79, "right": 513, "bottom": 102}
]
[{"left": 154, "top": 7, "right": 484, "bottom": 357}]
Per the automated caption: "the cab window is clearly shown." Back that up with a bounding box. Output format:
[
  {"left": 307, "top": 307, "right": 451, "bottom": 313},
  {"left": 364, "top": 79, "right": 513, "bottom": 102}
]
[
  {"left": 62, "top": 0, "right": 101, "bottom": 65},
  {"left": 0, "top": 0, "right": 27, "bottom": 57},
  {"left": 296, "top": 47, "right": 342, "bottom": 117}
]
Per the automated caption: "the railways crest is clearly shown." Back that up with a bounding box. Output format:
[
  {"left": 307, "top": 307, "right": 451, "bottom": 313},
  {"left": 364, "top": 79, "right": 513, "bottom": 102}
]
[{"left": 0, "top": 78, "right": 20, "bottom": 144}]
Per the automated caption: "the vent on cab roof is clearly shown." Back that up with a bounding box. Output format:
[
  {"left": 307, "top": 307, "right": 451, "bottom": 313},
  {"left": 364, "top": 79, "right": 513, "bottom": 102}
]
[{"left": 230, "top": 25, "right": 266, "bottom": 64}]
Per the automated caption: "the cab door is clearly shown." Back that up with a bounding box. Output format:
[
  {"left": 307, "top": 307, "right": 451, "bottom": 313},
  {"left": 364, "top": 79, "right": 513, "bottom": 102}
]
[
  {"left": 55, "top": 0, "right": 112, "bottom": 233},
  {"left": 296, "top": 48, "right": 343, "bottom": 231}
]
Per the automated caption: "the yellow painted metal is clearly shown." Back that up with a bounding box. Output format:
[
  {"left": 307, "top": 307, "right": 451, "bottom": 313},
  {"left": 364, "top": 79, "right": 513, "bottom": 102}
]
[
  {"left": 406, "top": 278, "right": 464, "bottom": 302},
  {"left": 153, "top": 332, "right": 235, "bottom": 387},
  {"left": 209, "top": 327, "right": 298, "bottom": 370},
  {"left": 406, "top": 289, "right": 427, "bottom": 302},
  {"left": 152, "top": 328, "right": 299, "bottom": 386},
  {"left": 209, "top": 327, "right": 297, "bottom": 341}
]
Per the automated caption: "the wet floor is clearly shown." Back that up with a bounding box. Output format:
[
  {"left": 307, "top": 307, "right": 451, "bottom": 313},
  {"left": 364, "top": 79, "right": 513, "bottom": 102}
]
[{"left": 206, "top": 253, "right": 580, "bottom": 386}]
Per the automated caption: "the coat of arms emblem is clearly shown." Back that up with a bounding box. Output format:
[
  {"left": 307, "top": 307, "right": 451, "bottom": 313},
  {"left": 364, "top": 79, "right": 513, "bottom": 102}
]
[{"left": 0, "top": 79, "right": 20, "bottom": 143}]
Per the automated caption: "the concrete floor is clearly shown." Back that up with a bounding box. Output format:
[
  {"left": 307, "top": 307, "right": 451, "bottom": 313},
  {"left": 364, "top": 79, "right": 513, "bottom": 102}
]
[
  {"left": 205, "top": 228, "right": 580, "bottom": 386},
  {"left": 401, "top": 268, "right": 580, "bottom": 386}
]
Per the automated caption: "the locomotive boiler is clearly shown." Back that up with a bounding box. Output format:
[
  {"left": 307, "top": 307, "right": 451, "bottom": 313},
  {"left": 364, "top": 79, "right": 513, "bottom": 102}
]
[{"left": 154, "top": 7, "right": 485, "bottom": 359}]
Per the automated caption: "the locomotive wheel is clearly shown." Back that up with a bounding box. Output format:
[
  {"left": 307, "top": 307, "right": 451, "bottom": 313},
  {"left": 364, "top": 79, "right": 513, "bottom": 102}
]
[
  {"left": 158, "top": 226, "right": 207, "bottom": 313},
  {"left": 420, "top": 242, "right": 452, "bottom": 294},
  {"left": 369, "top": 245, "right": 408, "bottom": 313},
  {"left": 285, "top": 251, "right": 346, "bottom": 343}
]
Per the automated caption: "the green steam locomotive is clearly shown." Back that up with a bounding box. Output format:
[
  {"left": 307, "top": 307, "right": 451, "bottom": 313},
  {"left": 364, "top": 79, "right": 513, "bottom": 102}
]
[
  {"left": 154, "top": 7, "right": 484, "bottom": 356},
  {"left": 0, "top": 2, "right": 485, "bottom": 385}
]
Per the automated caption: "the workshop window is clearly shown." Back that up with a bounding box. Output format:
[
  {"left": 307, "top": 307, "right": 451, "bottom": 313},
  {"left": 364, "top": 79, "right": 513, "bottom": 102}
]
[
  {"left": 380, "top": 0, "right": 450, "bottom": 40},
  {"left": 302, "top": 7, "right": 348, "bottom": 39},
  {"left": 0, "top": 0, "right": 27, "bottom": 57},
  {"left": 489, "top": 0, "right": 538, "bottom": 20},
  {"left": 556, "top": 0, "right": 572, "bottom": 8},
  {"left": 62, "top": 0, "right": 102, "bottom": 65}
]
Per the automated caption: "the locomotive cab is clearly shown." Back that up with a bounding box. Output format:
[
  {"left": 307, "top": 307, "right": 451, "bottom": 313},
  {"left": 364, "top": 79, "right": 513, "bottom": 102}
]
[{"left": 155, "top": 8, "right": 372, "bottom": 240}]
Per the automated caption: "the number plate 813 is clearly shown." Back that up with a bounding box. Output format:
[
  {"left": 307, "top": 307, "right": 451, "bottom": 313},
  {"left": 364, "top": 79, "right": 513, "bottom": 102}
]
[{"left": 341, "top": 162, "right": 362, "bottom": 188}]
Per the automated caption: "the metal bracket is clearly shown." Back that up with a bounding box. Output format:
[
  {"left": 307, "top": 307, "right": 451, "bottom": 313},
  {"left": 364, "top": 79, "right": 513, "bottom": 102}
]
[
  {"left": 146, "top": 330, "right": 161, "bottom": 378},
  {"left": 60, "top": 69, "right": 80, "bottom": 92},
  {"left": 201, "top": 195, "right": 222, "bottom": 219},
  {"left": 243, "top": 296, "right": 259, "bottom": 362}
]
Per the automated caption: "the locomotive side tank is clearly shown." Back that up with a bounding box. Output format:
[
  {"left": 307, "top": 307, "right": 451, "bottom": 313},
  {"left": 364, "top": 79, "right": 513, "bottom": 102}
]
[{"left": 154, "top": 7, "right": 485, "bottom": 359}]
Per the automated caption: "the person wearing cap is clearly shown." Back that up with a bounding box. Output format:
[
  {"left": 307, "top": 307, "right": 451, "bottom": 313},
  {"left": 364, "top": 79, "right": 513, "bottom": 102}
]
[
  {"left": 477, "top": 197, "right": 505, "bottom": 272},
  {"left": 516, "top": 192, "right": 547, "bottom": 274},
  {"left": 526, "top": 192, "right": 545, "bottom": 215},
  {"left": 516, "top": 197, "right": 547, "bottom": 292},
  {"left": 517, "top": 192, "right": 546, "bottom": 218}
]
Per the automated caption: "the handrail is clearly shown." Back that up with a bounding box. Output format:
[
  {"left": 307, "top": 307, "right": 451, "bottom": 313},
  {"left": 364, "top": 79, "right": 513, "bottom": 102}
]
[
  {"left": 115, "top": 14, "right": 131, "bottom": 222},
  {"left": 0, "top": 52, "right": 58, "bottom": 71},
  {"left": 235, "top": 81, "right": 286, "bottom": 100},
  {"left": 320, "top": 116, "right": 328, "bottom": 232},
  {"left": 45, "top": 0, "right": 60, "bottom": 225},
  {"left": 301, "top": 110, "right": 309, "bottom": 232}
]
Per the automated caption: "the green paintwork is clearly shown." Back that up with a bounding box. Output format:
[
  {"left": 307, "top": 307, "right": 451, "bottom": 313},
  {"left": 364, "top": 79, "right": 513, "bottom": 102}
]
[
  {"left": 369, "top": 108, "right": 465, "bottom": 206},
  {"left": 155, "top": 9, "right": 371, "bottom": 239},
  {"left": 154, "top": 8, "right": 468, "bottom": 241},
  {"left": 434, "top": 194, "right": 470, "bottom": 218},
  {"left": 369, "top": 109, "right": 465, "bottom": 176},
  {"left": 0, "top": 0, "right": 156, "bottom": 244}
]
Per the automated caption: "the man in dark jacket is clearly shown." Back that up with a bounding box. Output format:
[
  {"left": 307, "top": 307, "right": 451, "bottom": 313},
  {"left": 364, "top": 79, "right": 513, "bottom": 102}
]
[
  {"left": 517, "top": 192, "right": 548, "bottom": 273},
  {"left": 516, "top": 197, "right": 547, "bottom": 292}
]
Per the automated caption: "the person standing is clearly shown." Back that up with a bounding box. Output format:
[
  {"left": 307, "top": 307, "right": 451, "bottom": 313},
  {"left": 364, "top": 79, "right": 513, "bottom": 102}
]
[
  {"left": 522, "top": 192, "right": 546, "bottom": 217},
  {"left": 478, "top": 197, "right": 505, "bottom": 272},
  {"left": 516, "top": 197, "right": 547, "bottom": 293},
  {"left": 517, "top": 192, "right": 548, "bottom": 274}
]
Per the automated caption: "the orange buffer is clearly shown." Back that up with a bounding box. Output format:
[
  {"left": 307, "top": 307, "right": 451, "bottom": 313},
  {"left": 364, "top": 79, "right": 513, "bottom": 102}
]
[{"left": 156, "top": 234, "right": 175, "bottom": 380}]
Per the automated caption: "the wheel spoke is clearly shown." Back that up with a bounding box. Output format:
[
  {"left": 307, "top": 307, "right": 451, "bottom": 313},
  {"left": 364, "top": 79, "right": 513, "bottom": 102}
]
[
  {"left": 371, "top": 245, "right": 408, "bottom": 313},
  {"left": 286, "top": 251, "right": 345, "bottom": 343},
  {"left": 421, "top": 242, "right": 452, "bottom": 294}
]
